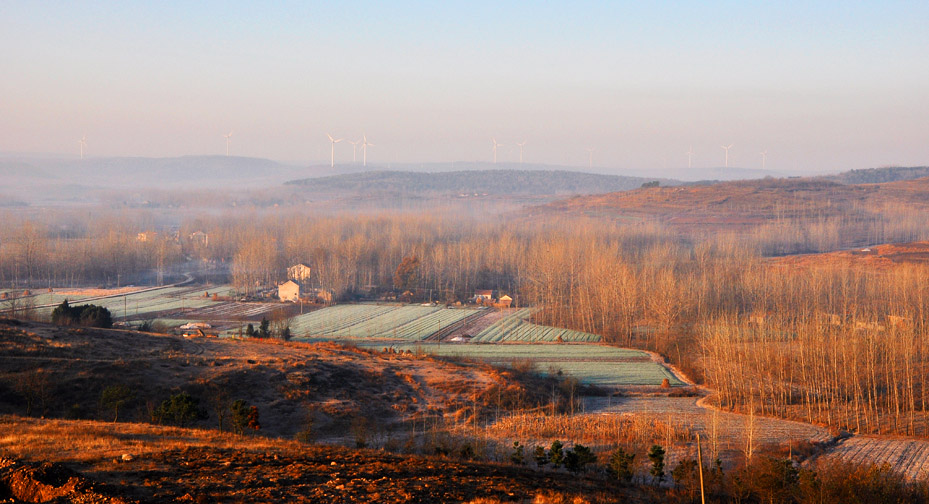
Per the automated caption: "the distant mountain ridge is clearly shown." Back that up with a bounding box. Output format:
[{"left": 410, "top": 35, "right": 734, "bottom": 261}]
[{"left": 286, "top": 169, "right": 675, "bottom": 196}]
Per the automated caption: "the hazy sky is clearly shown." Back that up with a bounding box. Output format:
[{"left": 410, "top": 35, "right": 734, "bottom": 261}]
[{"left": 2, "top": 1, "right": 928, "bottom": 175}]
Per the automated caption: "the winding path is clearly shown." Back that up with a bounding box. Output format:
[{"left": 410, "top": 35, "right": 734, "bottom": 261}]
[{"left": 588, "top": 350, "right": 929, "bottom": 480}]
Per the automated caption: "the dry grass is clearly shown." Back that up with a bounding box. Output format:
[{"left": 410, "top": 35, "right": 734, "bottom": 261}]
[
  {"left": 0, "top": 320, "right": 525, "bottom": 441},
  {"left": 0, "top": 415, "right": 287, "bottom": 464},
  {"left": 0, "top": 415, "right": 644, "bottom": 503},
  {"left": 479, "top": 413, "right": 691, "bottom": 448},
  {"left": 54, "top": 287, "right": 142, "bottom": 298}
]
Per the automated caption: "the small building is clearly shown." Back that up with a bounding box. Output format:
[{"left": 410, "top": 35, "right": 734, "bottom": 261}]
[
  {"left": 137, "top": 231, "right": 158, "bottom": 242},
  {"left": 497, "top": 294, "right": 513, "bottom": 308},
  {"left": 278, "top": 280, "right": 300, "bottom": 302},
  {"left": 307, "top": 288, "right": 333, "bottom": 304},
  {"left": 288, "top": 264, "right": 313, "bottom": 283},
  {"left": 179, "top": 322, "right": 212, "bottom": 330},
  {"left": 189, "top": 231, "right": 209, "bottom": 247},
  {"left": 473, "top": 289, "right": 494, "bottom": 304}
]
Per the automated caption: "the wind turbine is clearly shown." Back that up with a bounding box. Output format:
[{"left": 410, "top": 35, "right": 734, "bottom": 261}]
[
  {"left": 327, "top": 133, "right": 343, "bottom": 168},
  {"left": 586, "top": 148, "right": 594, "bottom": 170},
  {"left": 78, "top": 135, "right": 87, "bottom": 160},
  {"left": 516, "top": 141, "right": 526, "bottom": 164},
  {"left": 224, "top": 131, "right": 233, "bottom": 156},
  {"left": 686, "top": 146, "right": 695, "bottom": 170},
  {"left": 760, "top": 150, "right": 768, "bottom": 170},
  {"left": 361, "top": 135, "right": 374, "bottom": 167},
  {"left": 721, "top": 144, "right": 733, "bottom": 168},
  {"left": 492, "top": 138, "right": 503, "bottom": 164},
  {"left": 348, "top": 139, "right": 360, "bottom": 164}
]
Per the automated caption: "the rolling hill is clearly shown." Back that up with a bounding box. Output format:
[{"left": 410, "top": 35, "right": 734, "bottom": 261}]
[
  {"left": 533, "top": 176, "right": 929, "bottom": 251},
  {"left": 541, "top": 176, "right": 929, "bottom": 221},
  {"left": 823, "top": 165, "right": 929, "bottom": 185},
  {"left": 286, "top": 169, "right": 672, "bottom": 196}
]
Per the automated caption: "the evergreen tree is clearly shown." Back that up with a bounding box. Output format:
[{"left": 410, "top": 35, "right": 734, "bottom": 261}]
[
  {"left": 609, "top": 447, "right": 636, "bottom": 484},
  {"left": 648, "top": 445, "right": 666, "bottom": 483}
]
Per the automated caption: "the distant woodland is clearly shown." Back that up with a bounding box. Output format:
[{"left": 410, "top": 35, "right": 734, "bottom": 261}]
[{"left": 823, "top": 165, "right": 929, "bottom": 185}]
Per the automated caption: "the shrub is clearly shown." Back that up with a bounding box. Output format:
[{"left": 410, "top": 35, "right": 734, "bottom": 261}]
[
  {"left": 549, "top": 440, "right": 564, "bottom": 468},
  {"left": 648, "top": 445, "right": 666, "bottom": 483},
  {"left": 350, "top": 414, "right": 372, "bottom": 448},
  {"left": 608, "top": 447, "right": 636, "bottom": 484},
  {"left": 258, "top": 317, "right": 270, "bottom": 338},
  {"left": 100, "top": 384, "right": 134, "bottom": 422},
  {"left": 671, "top": 459, "right": 699, "bottom": 496},
  {"left": 534, "top": 446, "right": 548, "bottom": 468},
  {"left": 510, "top": 441, "right": 525, "bottom": 465},
  {"left": 153, "top": 392, "right": 207, "bottom": 427},
  {"left": 51, "top": 300, "right": 112, "bottom": 328},
  {"left": 564, "top": 444, "right": 596, "bottom": 473},
  {"left": 232, "top": 399, "right": 261, "bottom": 435}
]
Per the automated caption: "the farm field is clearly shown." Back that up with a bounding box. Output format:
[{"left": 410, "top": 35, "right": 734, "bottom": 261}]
[
  {"left": 21, "top": 284, "right": 250, "bottom": 329},
  {"left": 286, "top": 304, "right": 600, "bottom": 343},
  {"left": 361, "top": 343, "right": 683, "bottom": 387},
  {"left": 1, "top": 286, "right": 145, "bottom": 308},
  {"left": 584, "top": 395, "right": 929, "bottom": 481},
  {"left": 282, "top": 304, "right": 480, "bottom": 340},
  {"left": 819, "top": 436, "right": 929, "bottom": 481},
  {"left": 471, "top": 308, "right": 600, "bottom": 342}
]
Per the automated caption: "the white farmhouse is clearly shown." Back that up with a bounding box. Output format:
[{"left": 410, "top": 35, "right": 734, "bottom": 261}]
[
  {"left": 287, "top": 264, "right": 313, "bottom": 283},
  {"left": 278, "top": 280, "right": 301, "bottom": 302}
]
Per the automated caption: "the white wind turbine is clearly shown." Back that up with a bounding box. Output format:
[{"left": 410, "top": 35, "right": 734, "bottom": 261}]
[
  {"left": 721, "top": 144, "right": 733, "bottom": 168},
  {"left": 492, "top": 138, "right": 503, "bottom": 164},
  {"left": 516, "top": 141, "right": 526, "bottom": 164},
  {"left": 327, "top": 133, "right": 343, "bottom": 168},
  {"left": 224, "top": 131, "right": 233, "bottom": 156},
  {"left": 586, "top": 148, "right": 594, "bottom": 170},
  {"left": 760, "top": 149, "right": 768, "bottom": 170},
  {"left": 78, "top": 135, "right": 87, "bottom": 160},
  {"left": 348, "top": 139, "right": 360, "bottom": 164},
  {"left": 361, "top": 135, "right": 374, "bottom": 167},
  {"left": 687, "top": 146, "right": 695, "bottom": 170}
]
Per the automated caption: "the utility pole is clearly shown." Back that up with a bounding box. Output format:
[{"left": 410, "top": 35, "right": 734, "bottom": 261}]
[{"left": 697, "top": 433, "right": 706, "bottom": 504}]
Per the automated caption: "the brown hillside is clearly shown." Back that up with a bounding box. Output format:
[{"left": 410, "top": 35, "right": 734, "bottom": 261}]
[
  {"left": 0, "top": 320, "right": 543, "bottom": 441},
  {"left": 771, "top": 240, "right": 929, "bottom": 270},
  {"left": 536, "top": 177, "right": 929, "bottom": 232},
  {"left": 0, "top": 416, "right": 641, "bottom": 503}
]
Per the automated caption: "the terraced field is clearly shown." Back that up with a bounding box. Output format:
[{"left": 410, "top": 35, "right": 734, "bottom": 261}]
[
  {"left": 284, "top": 305, "right": 600, "bottom": 343},
  {"left": 472, "top": 308, "right": 600, "bottom": 342},
  {"left": 287, "top": 304, "right": 480, "bottom": 340},
  {"left": 363, "top": 343, "right": 683, "bottom": 387},
  {"left": 821, "top": 436, "right": 929, "bottom": 481}
]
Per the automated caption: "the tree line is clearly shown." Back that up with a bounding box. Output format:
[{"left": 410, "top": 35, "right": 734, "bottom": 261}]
[{"left": 6, "top": 207, "right": 929, "bottom": 436}]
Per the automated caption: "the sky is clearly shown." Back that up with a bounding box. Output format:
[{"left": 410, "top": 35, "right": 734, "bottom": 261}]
[{"left": 2, "top": 1, "right": 928, "bottom": 176}]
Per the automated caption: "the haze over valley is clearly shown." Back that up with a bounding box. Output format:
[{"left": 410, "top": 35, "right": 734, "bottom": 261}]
[{"left": 3, "top": 2, "right": 929, "bottom": 503}]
